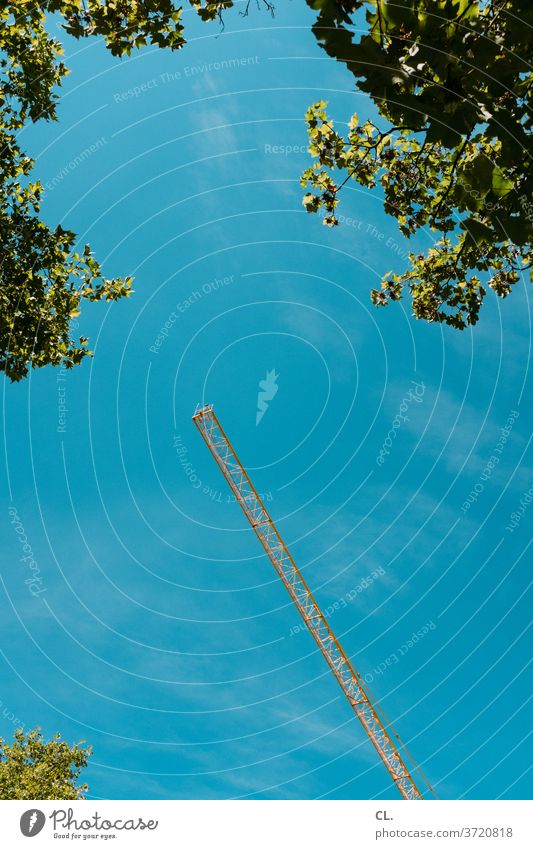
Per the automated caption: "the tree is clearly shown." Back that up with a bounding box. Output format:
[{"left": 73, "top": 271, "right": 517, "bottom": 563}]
[
  {"left": 0, "top": 1, "right": 236, "bottom": 381},
  {"left": 302, "top": 0, "right": 532, "bottom": 328},
  {"left": 0, "top": 727, "right": 91, "bottom": 800}
]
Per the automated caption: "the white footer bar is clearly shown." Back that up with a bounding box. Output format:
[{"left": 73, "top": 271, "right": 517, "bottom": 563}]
[{"left": 0, "top": 799, "right": 530, "bottom": 848}]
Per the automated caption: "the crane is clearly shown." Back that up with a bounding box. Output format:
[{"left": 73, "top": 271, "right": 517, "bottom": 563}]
[{"left": 193, "top": 403, "right": 434, "bottom": 800}]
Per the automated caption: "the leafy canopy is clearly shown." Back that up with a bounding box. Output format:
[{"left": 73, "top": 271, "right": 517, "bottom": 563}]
[
  {"left": 0, "top": 727, "right": 91, "bottom": 800},
  {"left": 302, "top": 0, "right": 532, "bottom": 328},
  {"left": 0, "top": 1, "right": 235, "bottom": 381},
  {"left": 2, "top": 1, "right": 530, "bottom": 382}
]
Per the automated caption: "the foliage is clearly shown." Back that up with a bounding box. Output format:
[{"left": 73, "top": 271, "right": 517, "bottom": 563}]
[
  {"left": 302, "top": 0, "right": 532, "bottom": 328},
  {"left": 0, "top": 727, "right": 91, "bottom": 800},
  {"left": 46, "top": 1, "right": 235, "bottom": 54},
  {"left": 0, "top": 1, "right": 235, "bottom": 380}
]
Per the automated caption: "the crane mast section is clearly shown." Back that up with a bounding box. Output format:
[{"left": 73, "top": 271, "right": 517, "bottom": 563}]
[{"left": 192, "top": 405, "right": 422, "bottom": 800}]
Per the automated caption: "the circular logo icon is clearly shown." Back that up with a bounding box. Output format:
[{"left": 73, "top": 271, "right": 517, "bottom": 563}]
[{"left": 20, "top": 809, "right": 46, "bottom": 837}]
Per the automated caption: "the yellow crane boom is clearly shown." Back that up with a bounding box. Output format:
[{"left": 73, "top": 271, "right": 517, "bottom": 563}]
[{"left": 193, "top": 404, "right": 432, "bottom": 800}]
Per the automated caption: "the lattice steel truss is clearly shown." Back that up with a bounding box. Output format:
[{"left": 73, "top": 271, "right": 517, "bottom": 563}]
[{"left": 193, "top": 404, "right": 424, "bottom": 800}]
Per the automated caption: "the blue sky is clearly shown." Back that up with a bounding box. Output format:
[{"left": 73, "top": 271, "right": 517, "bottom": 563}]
[{"left": 1, "top": 2, "right": 531, "bottom": 800}]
